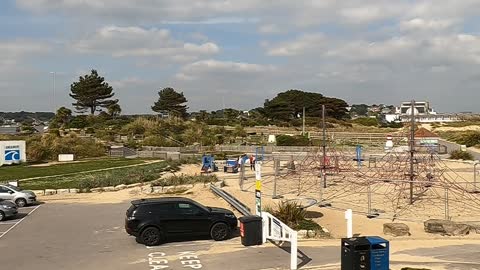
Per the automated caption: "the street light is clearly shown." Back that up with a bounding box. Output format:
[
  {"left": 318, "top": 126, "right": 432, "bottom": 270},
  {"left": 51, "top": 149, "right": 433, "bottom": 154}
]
[{"left": 50, "top": 71, "right": 56, "bottom": 112}]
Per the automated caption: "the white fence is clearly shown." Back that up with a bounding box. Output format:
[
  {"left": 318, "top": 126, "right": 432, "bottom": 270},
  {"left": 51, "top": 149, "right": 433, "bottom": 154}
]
[{"left": 262, "top": 211, "right": 298, "bottom": 270}]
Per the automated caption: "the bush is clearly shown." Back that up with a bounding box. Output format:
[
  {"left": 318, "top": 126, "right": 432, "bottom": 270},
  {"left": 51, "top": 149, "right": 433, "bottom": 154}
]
[
  {"left": 352, "top": 117, "right": 378, "bottom": 127},
  {"left": 26, "top": 134, "right": 105, "bottom": 162},
  {"left": 264, "top": 201, "right": 307, "bottom": 228},
  {"left": 455, "top": 132, "right": 480, "bottom": 147},
  {"left": 276, "top": 135, "right": 310, "bottom": 146},
  {"left": 449, "top": 150, "right": 474, "bottom": 160}
]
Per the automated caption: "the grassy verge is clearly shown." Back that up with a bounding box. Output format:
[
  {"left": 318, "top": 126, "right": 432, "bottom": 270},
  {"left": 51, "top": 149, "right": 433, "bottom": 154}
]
[
  {"left": 151, "top": 174, "right": 218, "bottom": 187},
  {"left": 19, "top": 158, "right": 200, "bottom": 190},
  {"left": 0, "top": 158, "right": 146, "bottom": 182}
]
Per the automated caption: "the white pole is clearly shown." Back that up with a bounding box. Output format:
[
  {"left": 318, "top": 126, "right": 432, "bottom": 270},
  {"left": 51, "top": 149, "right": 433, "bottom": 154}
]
[
  {"left": 50, "top": 72, "right": 56, "bottom": 111},
  {"left": 290, "top": 231, "right": 298, "bottom": 270},
  {"left": 345, "top": 209, "right": 353, "bottom": 238}
]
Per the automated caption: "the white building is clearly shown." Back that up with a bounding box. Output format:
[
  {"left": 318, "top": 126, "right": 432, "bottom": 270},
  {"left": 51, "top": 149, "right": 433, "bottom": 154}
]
[{"left": 385, "top": 101, "right": 460, "bottom": 123}]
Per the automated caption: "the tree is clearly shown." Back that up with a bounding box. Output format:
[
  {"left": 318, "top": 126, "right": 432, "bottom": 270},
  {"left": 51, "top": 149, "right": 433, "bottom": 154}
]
[
  {"left": 107, "top": 103, "right": 122, "bottom": 117},
  {"left": 350, "top": 104, "right": 369, "bottom": 116},
  {"left": 70, "top": 70, "right": 118, "bottom": 114},
  {"left": 152, "top": 87, "right": 188, "bottom": 118},
  {"left": 264, "top": 90, "right": 349, "bottom": 121},
  {"left": 51, "top": 107, "right": 72, "bottom": 128}
]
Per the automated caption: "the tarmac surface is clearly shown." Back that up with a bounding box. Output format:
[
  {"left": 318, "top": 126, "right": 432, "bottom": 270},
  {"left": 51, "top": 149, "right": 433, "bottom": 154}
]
[{"left": 1, "top": 201, "right": 480, "bottom": 270}]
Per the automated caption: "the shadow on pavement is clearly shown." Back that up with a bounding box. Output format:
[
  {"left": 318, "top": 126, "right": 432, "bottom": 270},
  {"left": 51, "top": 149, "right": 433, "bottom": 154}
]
[{"left": 271, "top": 240, "right": 312, "bottom": 269}]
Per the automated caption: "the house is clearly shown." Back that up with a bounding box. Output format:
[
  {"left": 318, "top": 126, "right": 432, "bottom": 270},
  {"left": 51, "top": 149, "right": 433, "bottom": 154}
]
[{"left": 0, "top": 126, "right": 20, "bottom": 135}]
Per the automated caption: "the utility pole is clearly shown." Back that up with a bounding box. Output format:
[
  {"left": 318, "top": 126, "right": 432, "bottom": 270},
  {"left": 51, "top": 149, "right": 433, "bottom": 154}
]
[
  {"left": 302, "top": 106, "right": 305, "bottom": 135},
  {"left": 50, "top": 72, "right": 56, "bottom": 112},
  {"left": 409, "top": 100, "right": 416, "bottom": 205},
  {"left": 322, "top": 105, "right": 327, "bottom": 189}
]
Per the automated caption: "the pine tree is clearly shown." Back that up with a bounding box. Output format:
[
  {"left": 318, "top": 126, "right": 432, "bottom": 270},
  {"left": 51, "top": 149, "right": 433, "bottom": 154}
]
[
  {"left": 152, "top": 87, "right": 188, "bottom": 118},
  {"left": 70, "top": 70, "right": 118, "bottom": 114}
]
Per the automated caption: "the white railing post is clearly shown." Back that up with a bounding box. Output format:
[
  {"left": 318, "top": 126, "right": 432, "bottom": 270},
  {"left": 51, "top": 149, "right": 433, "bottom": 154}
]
[
  {"left": 262, "top": 214, "right": 268, "bottom": 244},
  {"left": 291, "top": 231, "right": 298, "bottom": 270},
  {"left": 345, "top": 209, "right": 353, "bottom": 238}
]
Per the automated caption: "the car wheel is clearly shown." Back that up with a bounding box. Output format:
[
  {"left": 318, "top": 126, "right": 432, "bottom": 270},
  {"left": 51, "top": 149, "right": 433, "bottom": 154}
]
[
  {"left": 140, "top": 227, "right": 163, "bottom": 246},
  {"left": 15, "top": 198, "right": 27, "bottom": 208},
  {"left": 0, "top": 211, "right": 5, "bottom": 221},
  {"left": 210, "top": 222, "right": 229, "bottom": 241}
]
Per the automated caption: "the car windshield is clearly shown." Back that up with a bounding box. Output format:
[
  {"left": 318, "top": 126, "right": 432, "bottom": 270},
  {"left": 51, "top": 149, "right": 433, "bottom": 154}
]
[{"left": 6, "top": 184, "right": 21, "bottom": 191}]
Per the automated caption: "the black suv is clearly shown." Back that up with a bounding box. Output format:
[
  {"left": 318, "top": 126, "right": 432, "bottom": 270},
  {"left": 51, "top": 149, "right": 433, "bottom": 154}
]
[{"left": 125, "top": 197, "right": 238, "bottom": 246}]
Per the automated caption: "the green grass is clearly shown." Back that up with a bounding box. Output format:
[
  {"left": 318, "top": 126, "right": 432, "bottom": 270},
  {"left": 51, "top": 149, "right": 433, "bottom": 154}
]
[
  {"left": 0, "top": 158, "right": 146, "bottom": 182},
  {"left": 18, "top": 158, "right": 201, "bottom": 190}
]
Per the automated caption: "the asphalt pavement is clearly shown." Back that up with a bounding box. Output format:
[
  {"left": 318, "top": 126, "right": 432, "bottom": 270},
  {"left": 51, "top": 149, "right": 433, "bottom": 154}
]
[{"left": 1, "top": 201, "right": 480, "bottom": 270}]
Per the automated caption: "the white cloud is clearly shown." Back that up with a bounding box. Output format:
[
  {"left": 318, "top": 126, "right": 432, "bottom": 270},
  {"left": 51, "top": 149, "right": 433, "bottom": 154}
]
[
  {"left": 72, "top": 26, "right": 219, "bottom": 61},
  {"left": 267, "top": 33, "right": 326, "bottom": 56},
  {"left": 176, "top": 59, "right": 276, "bottom": 80},
  {"left": 258, "top": 24, "right": 282, "bottom": 34},
  {"left": 400, "top": 18, "right": 455, "bottom": 31},
  {"left": 0, "top": 40, "right": 50, "bottom": 70}
]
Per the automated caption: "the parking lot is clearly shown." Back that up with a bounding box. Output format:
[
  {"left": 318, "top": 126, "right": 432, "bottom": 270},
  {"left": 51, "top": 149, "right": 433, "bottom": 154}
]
[
  {"left": 0, "top": 201, "right": 338, "bottom": 270},
  {"left": 2, "top": 199, "right": 480, "bottom": 270},
  {"left": 0, "top": 204, "right": 41, "bottom": 239}
]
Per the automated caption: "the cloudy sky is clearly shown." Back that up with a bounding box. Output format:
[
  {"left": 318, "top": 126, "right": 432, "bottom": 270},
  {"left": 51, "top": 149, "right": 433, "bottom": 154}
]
[{"left": 1, "top": 0, "right": 480, "bottom": 114}]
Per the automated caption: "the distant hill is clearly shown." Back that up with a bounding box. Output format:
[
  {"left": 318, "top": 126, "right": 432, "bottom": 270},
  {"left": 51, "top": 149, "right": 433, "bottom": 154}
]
[{"left": 0, "top": 111, "right": 55, "bottom": 123}]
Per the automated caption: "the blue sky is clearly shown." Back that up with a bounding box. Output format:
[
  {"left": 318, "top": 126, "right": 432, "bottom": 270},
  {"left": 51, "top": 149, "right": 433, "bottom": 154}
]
[{"left": 1, "top": 0, "right": 480, "bottom": 114}]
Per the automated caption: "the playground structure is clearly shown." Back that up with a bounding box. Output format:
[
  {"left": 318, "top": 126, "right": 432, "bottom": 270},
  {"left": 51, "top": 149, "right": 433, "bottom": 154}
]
[
  {"left": 201, "top": 154, "right": 218, "bottom": 173},
  {"left": 236, "top": 102, "right": 480, "bottom": 222}
]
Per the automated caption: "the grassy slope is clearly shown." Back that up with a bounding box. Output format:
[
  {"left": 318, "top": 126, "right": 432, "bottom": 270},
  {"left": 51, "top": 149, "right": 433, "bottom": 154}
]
[{"left": 0, "top": 159, "right": 145, "bottom": 182}]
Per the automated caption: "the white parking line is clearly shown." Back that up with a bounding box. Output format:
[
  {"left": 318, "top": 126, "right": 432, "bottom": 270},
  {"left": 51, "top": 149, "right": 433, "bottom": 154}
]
[
  {"left": 0, "top": 222, "right": 19, "bottom": 225},
  {"left": 0, "top": 204, "right": 41, "bottom": 240}
]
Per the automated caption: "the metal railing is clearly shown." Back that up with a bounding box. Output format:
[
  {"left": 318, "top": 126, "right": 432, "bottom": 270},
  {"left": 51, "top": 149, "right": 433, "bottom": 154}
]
[
  {"left": 262, "top": 211, "right": 298, "bottom": 270},
  {"left": 209, "top": 184, "right": 251, "bottom": 216}
]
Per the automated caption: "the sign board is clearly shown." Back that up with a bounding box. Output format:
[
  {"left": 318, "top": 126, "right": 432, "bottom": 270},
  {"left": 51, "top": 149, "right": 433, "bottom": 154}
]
[
  {"left": 255, "top": 162, "right": 262, "bottom": 180},
  {"left": 0, "top": 141, "right": 26, "bottom": 166},
  {"left": 58, "top": 154, "right": 75, "bottom": 162},
  {"left": 271, "top": 217, "right": 283, "bottom": 239},
  {"left": 255, "top": 162, "right": 262, "bottom": 215}
]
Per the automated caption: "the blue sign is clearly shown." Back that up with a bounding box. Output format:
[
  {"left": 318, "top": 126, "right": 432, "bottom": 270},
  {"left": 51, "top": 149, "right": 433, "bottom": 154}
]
[{"left": 5, "top": 150, "right": 20, "bottom": 161}]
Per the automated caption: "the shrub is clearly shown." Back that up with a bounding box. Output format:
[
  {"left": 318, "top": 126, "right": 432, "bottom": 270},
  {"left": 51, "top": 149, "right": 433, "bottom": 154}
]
[
  {"left": 276, "top": 135, "right": 310, "bottom": 146},
  {"left": 352, "top": 117, "right": 378, "bottom": 127},
  {"left": 296, "top": 219, "right": 321, "bottom": 231},
  {"left": 449, "top": 150, "right": 474, "bottom": 160},
  {"left": 274, "top": 201, "right": 307, "bottom": 228}
]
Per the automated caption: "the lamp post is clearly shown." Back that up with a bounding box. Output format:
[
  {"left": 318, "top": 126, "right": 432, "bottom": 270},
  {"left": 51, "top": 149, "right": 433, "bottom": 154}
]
[{"left": 50, "top": 72, "right": 56, "bottom": 112}]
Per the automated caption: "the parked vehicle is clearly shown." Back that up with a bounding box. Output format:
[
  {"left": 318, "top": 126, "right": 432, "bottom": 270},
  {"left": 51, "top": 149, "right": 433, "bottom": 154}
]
[
  {"left": 0, "top": 199, "right": 18, "bottom": 221},
  {"left": 125, "top": 197, "right": 238, "bottom": 246},
  {"left": 0, "top": 184, "right": 37, "bottom": 207}
]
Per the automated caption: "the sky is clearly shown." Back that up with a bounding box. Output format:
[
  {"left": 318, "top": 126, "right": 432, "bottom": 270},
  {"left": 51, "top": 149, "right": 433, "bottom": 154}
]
[{"left": 1, "top": 0, "right": 480, "bottom": 114}]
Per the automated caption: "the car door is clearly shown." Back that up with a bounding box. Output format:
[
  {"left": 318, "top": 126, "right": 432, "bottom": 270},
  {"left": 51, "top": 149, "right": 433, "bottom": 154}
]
[
  {"left": 0, "top": 186, "right": 15, "bottom": 201},
  {"left": 171, "top": 202, "right": 212, "bottom": 235}
]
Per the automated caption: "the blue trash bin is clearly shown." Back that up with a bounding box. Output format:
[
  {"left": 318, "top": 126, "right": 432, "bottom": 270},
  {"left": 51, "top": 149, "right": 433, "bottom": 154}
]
[{"left": 366, "top": 236, "right": 389, "bottom": 270}]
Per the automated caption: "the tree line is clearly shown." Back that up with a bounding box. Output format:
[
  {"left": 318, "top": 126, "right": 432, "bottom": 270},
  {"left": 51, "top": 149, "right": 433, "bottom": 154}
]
[{"left": 59, "top": 69, "right": 349, "bottom": 126}]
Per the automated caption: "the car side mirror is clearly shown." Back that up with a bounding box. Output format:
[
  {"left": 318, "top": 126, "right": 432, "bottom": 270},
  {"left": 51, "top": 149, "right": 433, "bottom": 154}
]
[{"left": 8, "top": 191, "right": 14, "bottom": 194}]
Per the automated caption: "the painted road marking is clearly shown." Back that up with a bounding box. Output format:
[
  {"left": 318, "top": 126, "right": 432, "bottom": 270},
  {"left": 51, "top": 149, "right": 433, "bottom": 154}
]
[
  {"left": 0, "top": 204, "right": 41, "bottom": 239},
  {"left": 148, "top": 251, "right": 203, "bottom": 269},
  {"left": 0, "top": 222, "right": 19, "bottom": 225}
]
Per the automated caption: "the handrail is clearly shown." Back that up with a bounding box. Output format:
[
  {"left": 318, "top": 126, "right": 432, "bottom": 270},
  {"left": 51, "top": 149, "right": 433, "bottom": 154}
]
[
  {"left": 209, "top": 184, "right": 251, "bottom": 216},
  {"left": 262, "top": 211, "right": 298, "bottom": 270}
]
